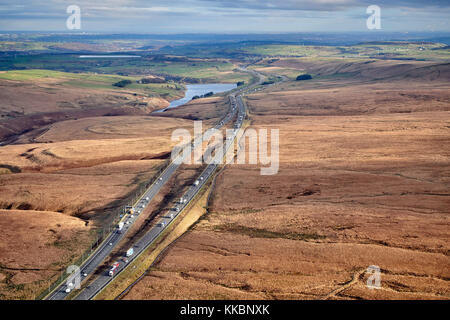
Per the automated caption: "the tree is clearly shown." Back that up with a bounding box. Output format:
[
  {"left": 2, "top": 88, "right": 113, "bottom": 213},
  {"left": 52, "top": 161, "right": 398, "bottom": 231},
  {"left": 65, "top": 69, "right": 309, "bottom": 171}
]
[
  {"left": 140, "top": 77, "right": 165, "bottom": 84},
  {"left": 112, "top": 79, "right": 132, "bottom": 87},
  {"left": 192, "top": 91, "right": 214, "bottom": 100},
  {"left": 296, "top": 74, "right": 312, "bottom": 81}
]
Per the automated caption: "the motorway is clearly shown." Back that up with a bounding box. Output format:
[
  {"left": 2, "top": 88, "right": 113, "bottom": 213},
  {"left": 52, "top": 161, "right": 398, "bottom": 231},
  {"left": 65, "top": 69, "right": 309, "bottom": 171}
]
[
  {"left": 74, "top": 93, "right": 248, "bottom": 300},
  {"left": 47, "top": 146, "right": 190, "bottom": 300},
  {"left": 47, "top": 69, "right": 262, "bottom": 300}
]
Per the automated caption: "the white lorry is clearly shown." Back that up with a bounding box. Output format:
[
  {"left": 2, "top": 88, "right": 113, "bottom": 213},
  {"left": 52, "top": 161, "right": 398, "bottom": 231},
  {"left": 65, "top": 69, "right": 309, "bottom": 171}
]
[
  {"left": 179, "top": 198, "right": 187, "bottom": 204},
  {"left": 65, "top": 282, "right": 74, "bottom": 293},
  {"left": 126, "top": 248, "right": 134, "bottom": 257},
  {"left": 109, "top": 262, "right": 120, "bottom": 277},
  {"left": 117, "top": 222, "right": 124, "bottom": 233}
]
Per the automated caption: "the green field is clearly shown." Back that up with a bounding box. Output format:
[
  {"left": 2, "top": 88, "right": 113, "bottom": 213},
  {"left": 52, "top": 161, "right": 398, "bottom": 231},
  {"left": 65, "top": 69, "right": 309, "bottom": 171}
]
[
  {"left": 0, "top": 39, "right": 179, "bottom": 53},
  {"left": 242, "top": 42, "right": 450, "bottom": 61},
  {"left": 0, "top": 54, "right": 251, "bottom": 83},
  {"left": 0, "top": 41, "right": 54, "bottom": 51},
  {"left": 243, "top": 45, "right": 341, "bottom": 57},
  {"left": 247, "top": 65, "right": 306, "bottom": 80},
  {"left": 349, "top": 43, "right": 450, "bottom": 60},
  {"left": 0, "top": 69, "right": 185, "bottom": 99}
]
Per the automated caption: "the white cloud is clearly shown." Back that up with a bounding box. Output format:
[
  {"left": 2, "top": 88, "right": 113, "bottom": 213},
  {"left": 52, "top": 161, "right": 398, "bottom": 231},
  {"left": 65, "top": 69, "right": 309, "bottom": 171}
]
[{"left": 0, "top": 0, "right": 448, "bottom": 32}]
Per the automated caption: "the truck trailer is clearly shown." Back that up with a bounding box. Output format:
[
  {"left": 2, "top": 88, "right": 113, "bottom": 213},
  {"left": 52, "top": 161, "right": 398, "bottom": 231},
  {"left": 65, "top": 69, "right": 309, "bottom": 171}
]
[
  {"left": 126, "top": 248, "right": 134, "bottom": 257},
  {"left": 109, "top": 262, "right": 120, "bottom": 277}
]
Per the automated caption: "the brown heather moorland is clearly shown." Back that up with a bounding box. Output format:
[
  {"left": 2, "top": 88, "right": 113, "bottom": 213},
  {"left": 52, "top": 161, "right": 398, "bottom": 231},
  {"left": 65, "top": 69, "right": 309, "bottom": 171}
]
[
  {"left": 0, "top": 76, "right": 175, "bottom": 144},
  {"left": 122, "top": 60, "right": 450, "bottom": 300},
  {"left": 0, "top": 90, "right": 227, "bottom": 299},
  {"left": 0, "top": 209, "right": 92, "bottom": 299}
]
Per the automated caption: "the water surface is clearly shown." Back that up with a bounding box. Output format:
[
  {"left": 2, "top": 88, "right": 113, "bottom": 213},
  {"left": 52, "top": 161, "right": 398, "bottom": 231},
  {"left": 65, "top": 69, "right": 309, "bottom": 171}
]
[{"left": 157, "top": 83, "right": 237, "bottom": 112}]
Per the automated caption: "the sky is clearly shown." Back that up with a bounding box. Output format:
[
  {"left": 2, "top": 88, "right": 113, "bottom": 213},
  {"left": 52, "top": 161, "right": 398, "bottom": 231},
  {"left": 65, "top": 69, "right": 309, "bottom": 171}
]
[{"left": 0, "top": 0, "right": 449, "bottom": 33}]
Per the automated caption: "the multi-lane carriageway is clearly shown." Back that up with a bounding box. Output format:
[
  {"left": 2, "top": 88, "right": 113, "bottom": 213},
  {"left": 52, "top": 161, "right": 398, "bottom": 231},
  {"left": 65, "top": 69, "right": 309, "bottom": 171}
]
[{"left": 47, "top": 72, "right": 260, "bottom": 300}]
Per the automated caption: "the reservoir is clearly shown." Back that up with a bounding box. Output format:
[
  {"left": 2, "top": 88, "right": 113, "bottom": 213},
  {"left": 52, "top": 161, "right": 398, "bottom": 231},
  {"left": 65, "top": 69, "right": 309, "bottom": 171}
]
[
  {"left": 157, "top": 83, "right": 237, "bottom": 112},
  {"left": 79, "top": 55, "right": 141, "bottom": 58}
]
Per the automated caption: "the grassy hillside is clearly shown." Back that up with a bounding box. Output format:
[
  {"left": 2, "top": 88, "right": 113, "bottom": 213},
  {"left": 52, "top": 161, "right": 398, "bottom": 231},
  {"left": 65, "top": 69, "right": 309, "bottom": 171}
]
[
  {"left": 0, "top": 69, "right": 184, "bottom": 98},
  {"left": 242, "top": 42, "right": 450, "bottom": 61},
  {"left": 0, "top": 54, "right": 251, "bottom": 83}
]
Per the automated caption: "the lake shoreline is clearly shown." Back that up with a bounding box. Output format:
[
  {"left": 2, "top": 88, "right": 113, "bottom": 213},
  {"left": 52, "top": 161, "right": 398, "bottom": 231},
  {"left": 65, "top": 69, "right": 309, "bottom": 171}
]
[{"left": 154, "top": 83, "right": 237, "bottom": 113}]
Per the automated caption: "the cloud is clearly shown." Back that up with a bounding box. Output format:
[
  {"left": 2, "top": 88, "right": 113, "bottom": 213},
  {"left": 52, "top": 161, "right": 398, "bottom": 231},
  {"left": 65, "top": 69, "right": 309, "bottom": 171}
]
[
  {"left": 0, "top": 0, "right": 448, "bottom": 32},
  {"left": 182, "top": 0, "right": 450, "bottom": 11}
]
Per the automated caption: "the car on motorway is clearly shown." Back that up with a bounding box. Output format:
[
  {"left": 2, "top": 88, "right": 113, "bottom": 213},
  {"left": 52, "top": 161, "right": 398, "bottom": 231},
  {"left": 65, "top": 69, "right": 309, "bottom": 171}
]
[
  {"left": 194, "top": 180, "right": 199, "bottom": 186},
  {"left": 125, "top": 206, "right": 134, "bottom": 214}
]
